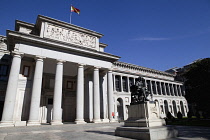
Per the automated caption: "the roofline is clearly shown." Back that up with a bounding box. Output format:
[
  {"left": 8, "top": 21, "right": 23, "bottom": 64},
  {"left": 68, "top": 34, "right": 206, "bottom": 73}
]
[
  {"left": 36, "top": 15, "right": 104, "bottom": 38},
  {"left": 113, "top": 61, "right": 175, "bottom": 77},
  {"left": 15, "top": 20, "right": 35, "bottom": 31},
  {"left": 7, "top": 30, "right": 120, "bottom": 62}
]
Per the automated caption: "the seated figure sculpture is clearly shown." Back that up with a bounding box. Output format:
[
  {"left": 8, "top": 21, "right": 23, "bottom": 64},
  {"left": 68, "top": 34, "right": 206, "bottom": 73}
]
[{"left": 130, "top": 77, "right": 151, "bottom": 105}]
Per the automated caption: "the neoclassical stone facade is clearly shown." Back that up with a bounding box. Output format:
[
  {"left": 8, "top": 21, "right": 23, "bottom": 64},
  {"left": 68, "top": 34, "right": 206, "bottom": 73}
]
[
  {"left": 0, "top": 15, "right": 188, "bottom": 127},
  {"left": 112, "top": 61, "right": 188, "bottom": 121}
]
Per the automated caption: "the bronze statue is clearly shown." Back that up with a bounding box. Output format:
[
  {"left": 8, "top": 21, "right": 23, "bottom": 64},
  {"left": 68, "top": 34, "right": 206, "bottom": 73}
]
[{"left": 130, "top": 77, "right": 151, "bottom": 105}]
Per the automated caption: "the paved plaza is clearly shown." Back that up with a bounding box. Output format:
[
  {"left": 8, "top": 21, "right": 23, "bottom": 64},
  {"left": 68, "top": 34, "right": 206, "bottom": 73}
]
[{"left": 0, "top": 123, "right": 210, "bottom": 140}]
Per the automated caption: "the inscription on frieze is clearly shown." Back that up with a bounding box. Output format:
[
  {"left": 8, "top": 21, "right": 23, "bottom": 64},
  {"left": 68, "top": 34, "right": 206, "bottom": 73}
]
[{"left": 43, "top": 23, "right": 97, "bottom": 49}]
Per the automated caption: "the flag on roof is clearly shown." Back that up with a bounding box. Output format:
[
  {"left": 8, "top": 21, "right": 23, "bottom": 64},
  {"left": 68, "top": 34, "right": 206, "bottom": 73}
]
[{"left": 71, "top": 6, "right": 80, "bottom": 14}]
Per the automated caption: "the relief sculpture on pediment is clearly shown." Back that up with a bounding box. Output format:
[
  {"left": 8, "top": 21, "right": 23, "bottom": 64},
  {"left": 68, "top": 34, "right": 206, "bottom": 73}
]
[{"left": 44, "top": 23, "right": 96, "bottom": 49}]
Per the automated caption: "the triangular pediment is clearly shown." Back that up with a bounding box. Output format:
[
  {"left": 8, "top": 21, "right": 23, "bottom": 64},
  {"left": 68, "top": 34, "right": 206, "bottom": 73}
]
[{"left": 36, "top": 15, "right": 103, "bottom": 51}]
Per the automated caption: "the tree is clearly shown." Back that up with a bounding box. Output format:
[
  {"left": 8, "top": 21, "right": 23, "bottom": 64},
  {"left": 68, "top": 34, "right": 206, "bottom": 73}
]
[{"left": 183, "top": 58, "right": 210, "bottom": 116}]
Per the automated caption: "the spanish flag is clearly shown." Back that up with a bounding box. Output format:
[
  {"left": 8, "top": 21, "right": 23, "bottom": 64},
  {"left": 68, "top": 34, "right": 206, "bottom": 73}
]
[{"left": 71, "top": 6, "right": 80, "bottom": 14}]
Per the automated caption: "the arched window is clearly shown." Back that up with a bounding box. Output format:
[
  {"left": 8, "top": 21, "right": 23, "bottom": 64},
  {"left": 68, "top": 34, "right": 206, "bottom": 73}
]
[
  {"left": 180, "top": 101, "right": 185, "bottom": 116},
  {"left": 172, "top": 101, "right": 177, "bottom": 117},
  {"left": 164, "top": 100, "right": 169, "bottom": 115}
]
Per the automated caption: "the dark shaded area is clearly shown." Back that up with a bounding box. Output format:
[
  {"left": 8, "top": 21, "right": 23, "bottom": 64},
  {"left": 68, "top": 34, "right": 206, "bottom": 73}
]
[
  {"left": 167, "top": 118, "right": 210, "bottom": 127},
  {"left": 183, "top": 58, "right": 210, "bottom": 116},
  {"left": 86, "top": 125, "right": 210, "bottom": 140},
  {"left": 175, "top": 126, "right": 210, "bottom": 139},
  {"left": 85, "top": 130, "right": 115, "bottom": 136}
]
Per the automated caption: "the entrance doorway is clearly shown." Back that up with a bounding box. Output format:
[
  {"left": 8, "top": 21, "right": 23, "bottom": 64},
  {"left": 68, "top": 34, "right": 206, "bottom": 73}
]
[
  {"left": 117, "top": 98, "right": 124, "bottom": 121},
  {"left": 47, "top": 97, "right": 53, "bottom": 123}
]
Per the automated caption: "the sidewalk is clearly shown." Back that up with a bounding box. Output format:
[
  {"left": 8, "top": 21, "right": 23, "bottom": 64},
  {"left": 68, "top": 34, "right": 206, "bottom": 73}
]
[{"left": 0, "top": 123, "right": 210, "bottom": 140}]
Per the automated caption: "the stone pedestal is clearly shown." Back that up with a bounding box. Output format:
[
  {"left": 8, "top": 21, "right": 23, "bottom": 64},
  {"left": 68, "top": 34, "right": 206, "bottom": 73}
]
[{"left": 115, "top": 101, "right": 178, "bottom": 140}]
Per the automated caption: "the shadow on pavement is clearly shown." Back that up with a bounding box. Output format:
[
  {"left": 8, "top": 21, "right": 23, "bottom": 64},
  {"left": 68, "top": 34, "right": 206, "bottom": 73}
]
[
  {"left": 85, "top": 130, "right": 115, "bottom": 136},
  {"left": 176, "top": 126, "right": 210, "bottom": 139}
]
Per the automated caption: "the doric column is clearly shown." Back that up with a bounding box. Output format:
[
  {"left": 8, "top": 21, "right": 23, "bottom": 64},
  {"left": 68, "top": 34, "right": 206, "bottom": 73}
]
[
  {"left": 159, "top": 82, "right": 163, "bottom": 95},
  {"left": 174, "top": 84, "right": 178, "bottom": 96},
  {"left": 144, "top": 79, "right": 147, "bottom": 88},
  {"left": 133, "top": 78, "right": 136, "bottom": 85},
  {"left": 155, "top": 81, "right": 158, "bottom": 95},
  {"left": 27, "top": 56, "right": 44, "bottom": 126},
  {"left": 93, "top": 67, "right": 101, "bottom": 123},
  {"left": 0, "top": 52, "right": 23, "bottom": 126},
  {"left": 75, "top": 64, "right": 86, "bottom": 124},
  {"left": 168, "top": 84, "right": 171, "bottom": 96},
  {"left": 171, "top": 84, "right": 175, "bottom": 96},
  {"left": 150, "top": 80, "right": 153, "bottom": 95},
  {"left": 107, "top": 70, "right": 114, "bottom": 122},
  {"left": 163, "top": 83, "right": 167, "bottom": 96},
  {"left": 51, "top": 60, "right": 64, "bottom": 125}
]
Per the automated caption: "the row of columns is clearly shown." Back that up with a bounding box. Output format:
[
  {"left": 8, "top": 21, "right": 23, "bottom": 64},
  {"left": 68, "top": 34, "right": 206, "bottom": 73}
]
[
  {"left": 113, "top": 74, "right": 185, "bottom": 97},
  {"left": 0, "top": 52, "right": 114, "bottom": 126}
]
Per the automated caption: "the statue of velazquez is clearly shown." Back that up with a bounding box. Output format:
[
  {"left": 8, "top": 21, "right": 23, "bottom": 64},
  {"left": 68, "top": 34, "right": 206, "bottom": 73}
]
[{"left": 130, "top": 77, "right": 151, "bottom": 105}]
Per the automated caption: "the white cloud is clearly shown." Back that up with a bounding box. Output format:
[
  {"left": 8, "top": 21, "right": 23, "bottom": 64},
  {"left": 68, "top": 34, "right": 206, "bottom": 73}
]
[{"left": 133, "top": 37, "right": 171, "bottom": 41}]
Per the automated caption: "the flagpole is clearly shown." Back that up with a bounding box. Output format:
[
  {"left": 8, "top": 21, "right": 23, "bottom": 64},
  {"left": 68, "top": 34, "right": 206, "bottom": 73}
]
[
  {"left": 70, "top": 5, "right": 72, "bottom": 24},
  {"left": 70, "top": 11, "right": 72, "bottom": 24}
]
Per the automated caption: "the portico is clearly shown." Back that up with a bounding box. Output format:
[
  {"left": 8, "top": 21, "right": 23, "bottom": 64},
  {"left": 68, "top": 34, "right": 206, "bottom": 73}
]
[{"left": 0, "top": 15, "right": 120, "bottom": 127}]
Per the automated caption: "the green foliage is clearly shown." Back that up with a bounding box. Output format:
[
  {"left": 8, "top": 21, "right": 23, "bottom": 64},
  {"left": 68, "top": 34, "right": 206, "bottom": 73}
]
[{"left": 183, "top": 58, "right": 210, "bottom": 114}]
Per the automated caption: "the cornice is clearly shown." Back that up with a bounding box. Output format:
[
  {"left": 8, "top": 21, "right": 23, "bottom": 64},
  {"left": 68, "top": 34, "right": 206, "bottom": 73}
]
[
  {"left": 113, "top": 61, "right": 175, "bottom": 77},
  {"left": 7, "top": 30, "right": 120, "bottom": 62},
  {"left": 99, "top": 43, "right": 108, "bottom": 48},
  {"left": 15, "top": 20, "right": 35, "bottom": 31},
  {"left": 36, "top": 15, "right": 104, "bottom": 38}
]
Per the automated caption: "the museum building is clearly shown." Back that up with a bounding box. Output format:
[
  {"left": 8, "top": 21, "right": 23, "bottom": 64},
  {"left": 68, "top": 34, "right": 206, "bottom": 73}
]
[{"left": 0, "top": 15, "right": 188, "bottom": 127}]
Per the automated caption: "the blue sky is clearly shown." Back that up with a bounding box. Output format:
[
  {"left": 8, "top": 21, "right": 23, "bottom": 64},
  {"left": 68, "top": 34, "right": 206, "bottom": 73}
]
[{"left": 0, "top": 0, "right": 210, "bottom": 71}]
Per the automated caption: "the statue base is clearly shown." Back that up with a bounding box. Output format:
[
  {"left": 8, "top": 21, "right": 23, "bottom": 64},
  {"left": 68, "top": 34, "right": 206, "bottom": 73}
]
[{"left": 115, "top": 101, "right": 178, "bottom": 140}]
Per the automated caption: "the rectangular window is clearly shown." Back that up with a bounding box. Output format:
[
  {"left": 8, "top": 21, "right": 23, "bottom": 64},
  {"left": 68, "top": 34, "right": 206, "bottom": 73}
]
[
  {"left": 115, "top": 76, "right": 120, "bottom": 92},
  {"left": 48, "top": 98, "right": 53, "bottom": 105},
  {"left": 67, "top": 81, "right": 73, "bottom": 89},
  {"left": 166, "top": 83, "right": 170, "bottom": 95},
  {"left": 0, "top": 65, "right": 9, "bottom": 81},
  {"left": 161, "top": 83, "right": 165, "bottom": 95},
  {"left": 152, "top": 81, "right": 156, "bottom": 94},
  {"left": 0, "top": 65, "right": 8, "bottom": 76},
  {"left": 146, "top": 80, "right": 151, "bottom": 92},
  {"left": 49, "top": 79, "right": 55, "bottom": 89},
  {"left": 122, "top": 77, "right": 127, "bottom": 92},
  {"left": 22, "top": 65, "right": 30, "bottom": 77},
  {"left": 129, "top": 78, "right": 134, "bottom": 86},
  {"left": 157, "top": 82, "right": 161, "bottom": 95}
]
